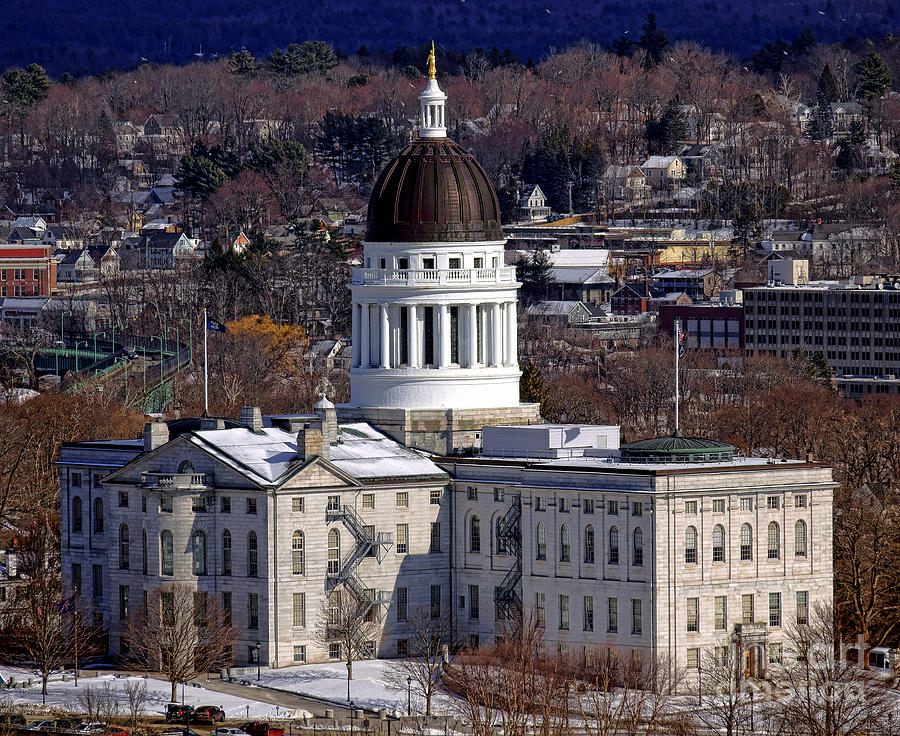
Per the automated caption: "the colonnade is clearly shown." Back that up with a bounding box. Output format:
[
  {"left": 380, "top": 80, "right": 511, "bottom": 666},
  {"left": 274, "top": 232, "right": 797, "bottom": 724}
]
[{"left": 351, "top": 300, "right": 517, "bottom": 370}]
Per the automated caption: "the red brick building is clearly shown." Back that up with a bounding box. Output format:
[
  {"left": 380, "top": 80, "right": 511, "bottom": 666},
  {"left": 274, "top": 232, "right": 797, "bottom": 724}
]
[{"left": 0, "top": 245, "right": 56, "bottom": 298}]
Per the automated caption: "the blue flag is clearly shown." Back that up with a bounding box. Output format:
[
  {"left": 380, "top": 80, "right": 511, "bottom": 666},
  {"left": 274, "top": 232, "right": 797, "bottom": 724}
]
[{"left": 206, "top": 318, "right": 227, "bottom": 333}]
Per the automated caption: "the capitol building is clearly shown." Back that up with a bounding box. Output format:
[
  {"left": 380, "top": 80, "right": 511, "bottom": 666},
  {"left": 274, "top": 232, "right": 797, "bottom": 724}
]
[{"left": 59, "top": 54, "right": 834, "bottom": 686}]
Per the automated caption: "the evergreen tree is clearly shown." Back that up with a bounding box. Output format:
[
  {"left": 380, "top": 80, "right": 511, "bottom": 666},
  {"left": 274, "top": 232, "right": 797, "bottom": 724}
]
[
  {"left": 1, "top": 63, "right": 51, "bottom": 107},
  {"left": 610, "top": 35, "right": 634, "bottom": 57},
  {"left": 519, "top": 362, "right": 546, "bottom": 406},
  {"left": 523, "top": 249, "right": 553, "bottom": 303},
  {"left": 890, "top": 159, "right": 900, "bottom": 189},
  {"left": 855, "top": 52, "right": 893, "bottom": 101},
  {"left": 638, "top": 13, "right": 668, "bottom": 68},
  {"left": 645, "top": 99, "right": 687, "bottom": 155},
  {"left": 228, "top": 50, "right": 258, "bottom": 77},
  {"left": 175, "top": 154, "right": 226, "bottom": 197},
  {"left": 817, "top": 63, "right": 840, "bottom": 102}
]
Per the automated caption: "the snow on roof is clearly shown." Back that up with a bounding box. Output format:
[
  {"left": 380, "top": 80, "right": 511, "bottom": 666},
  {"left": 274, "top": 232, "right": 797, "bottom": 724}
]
[
  {"left": 550, "top": 266, "right": 613, "bottom": 284},
  {"left": 549, "top": 250, "right": 609, "bottom": 268},
  {"left": 188, "top": 422, "right": 445, "bottom": 486}
]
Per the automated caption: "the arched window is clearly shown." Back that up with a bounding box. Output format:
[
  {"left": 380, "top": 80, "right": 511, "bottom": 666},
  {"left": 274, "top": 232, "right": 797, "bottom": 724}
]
[
  {"left": 767, "top": 521, "right": 780, "bottom": 560},
  {"left": 496, "top": 517, "right": 508, "bottom": 555},
  {"left": 470, "top": 516, "right": 481, "bottom": 553},
  {"left": 536, "top": 523, "right": 547, "bottom": 561},
  {"left": 292, "top": 531, "right": 305, "bottom": 574},
  {"left": 160, "top": 530, "right": 174, "bottom": 576},
  {"left": 142, "top": 529, "right": 148, "bottom": 575},
  {"left": 93, "top": 497, "right": 104, "bottom": 534},
  {"left": 795, "top": 520, "right": 808, "bottom": 557},
  {"left": 633, "top": 527, "right": 643, "bottom": 566},
  {"left": 118, "top": 524, "right": 130, "bottom": 570},
  {"left": 178, "top": 460, "right": 194, "bottom": 473},
  {"left": 584, "top": 525, "right": 595, "bottom": 564},
  {"left": 72, "top": 496, "right": 83, "bottom": 534},
  {"left": 740, "top": 523, "right": 753, "bottom": 561},
  {"left": 712, "top": 524, "right": 726, "bottom": 562},
  {"left": 192, "top": 530, "right": 207, "bottom": 575},
  {"left": 609, "top": 526, "right": 619, "bottom": 565},
  {"left": 222, "top": 530, "right": 232, "bottom": 575},
  {"left": 559, "top": 524, "right": 570, "bottom": 562},
  {"left": 685, "top": 526, "right": 698, "bottom": 564},
  {"left": 327, "top": 528, "right": 340, "bottom": 574},
  {"left": 248, "top": 531, "right": 258, "bottom": 577}
]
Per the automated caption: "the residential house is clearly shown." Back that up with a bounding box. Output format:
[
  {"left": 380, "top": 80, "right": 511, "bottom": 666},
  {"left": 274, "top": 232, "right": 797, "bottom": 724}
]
[
  {"left": 525, "top": 300, "right": 598, "bottom": 326},
  {"left": 518, "top": 185, "right": 551, "bottom": 221},
  {"left": 7, "top": 216, "right": 48, "bottom": 244},
  {"left": 610, "top": 282, "right": 655, "bottom": 315},
  {"left": 139, "top": 232, "right": 195, "bottom": 269},
  {"left": 640, "top": 156, "right": 686, "bottom": 190},
  {"left": 678, "top": 144, "right": 720, "bottom": 182},
  {"left": 42, "top": 226, "right": 82, "bottom": 250},
  {"left": 604, "top": 165, "right": 650, "bottom": 202},
  {"left": 652, "top": 268, "right": 716, "bottom": 301},
  {"left": 57, "top": 249, "right": 97, "bottom": 283},
  {"left": 549, "top": 266, "right": 615, "bottom": 305}
]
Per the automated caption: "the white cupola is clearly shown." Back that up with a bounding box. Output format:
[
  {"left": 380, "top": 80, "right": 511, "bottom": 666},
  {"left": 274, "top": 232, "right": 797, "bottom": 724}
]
[{"left": 418, "top": 42, "right": 447, "bottom": 139}]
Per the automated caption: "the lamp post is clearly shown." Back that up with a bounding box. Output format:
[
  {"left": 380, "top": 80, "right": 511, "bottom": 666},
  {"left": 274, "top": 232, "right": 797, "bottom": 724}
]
[
  {"left": 749, "top": 690, "right": 755, "bottom": 733},
  {"left": 407, "top": 676, "right": 412, "bottom": 716},
  {"left": 346, "top": 661, "right": 352, "bottom": 704},
  {"left": 349, "top": 701, "right": 355, "bottom": 736},
  {"left": 697, "top": 661, "right": 702, "bottom": 707},
  {"left": 255, "top": 641, "right": 261, "bottom": 681},
  {"left": 57, "top": 309, "right": 72, "bottom": 375},
  {"left": 75, "top": 341, "right": 87, "bottom": 372},
  {"left": 93, "top": 331, "right": 106, "bottom": 360}
]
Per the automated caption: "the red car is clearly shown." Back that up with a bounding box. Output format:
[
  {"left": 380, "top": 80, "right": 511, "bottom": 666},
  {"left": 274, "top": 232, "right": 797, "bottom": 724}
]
[
  {"left": 104, "top": 728, "right": 130, "bottom": 736},
  {"left": 241, "top": 723, "right": 284, "bottom": 736},
  {"left": 192, "top": 707, "right": 225, "bottom": 724}
]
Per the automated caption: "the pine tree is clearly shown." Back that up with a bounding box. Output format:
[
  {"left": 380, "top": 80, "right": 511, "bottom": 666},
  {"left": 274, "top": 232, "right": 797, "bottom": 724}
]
[
  {"left": 610, "top": 36, "right": 634, "bottom": 57},
  {"left": 639, "top": 13, "right": 668, "bottom": 68},
  {"left": 817, "top": 64, "right": 840, "bottom": 102},
  {"left": 855, "top": 53, "right": 893, "bottom": 101},
  {"left": 228, "top": 50, "right": 258, "bottom": 77},
  {"left": 519, "top": 362, "right": 545, "bottom": 406}
]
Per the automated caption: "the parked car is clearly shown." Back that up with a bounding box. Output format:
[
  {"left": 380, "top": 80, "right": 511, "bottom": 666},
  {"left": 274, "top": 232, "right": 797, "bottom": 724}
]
[
  {"left": 54, "top": 720, "right": 82, "bottom": 730},
  {"left": 191, "top": 706, "right": 225, "bottom": 724},
  {"left": 241, "top": 723, "right": 285, "bottom": 736},
  {"left": 76, "top": 723, "right": 105, "bottom": 733},
  {"left": 213, "top": 728, "right": 246, "bottom": 736},
  {"left": 104, "top": 727, "right": 130, "bottom": 736},
  {"left": 165, "top": 705, "right": 194, "bottom": 723},
  {"left": 161, "top": 729, "right": 203, "bottom": 736},
  {"left": 26, "top": 720, "right": 58, "bottom": 731}
]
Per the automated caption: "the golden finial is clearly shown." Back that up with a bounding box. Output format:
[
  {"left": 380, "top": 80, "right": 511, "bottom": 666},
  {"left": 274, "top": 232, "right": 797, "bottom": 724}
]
[{"left": 427, "top": 41, "right": 437, "bottom": 79}]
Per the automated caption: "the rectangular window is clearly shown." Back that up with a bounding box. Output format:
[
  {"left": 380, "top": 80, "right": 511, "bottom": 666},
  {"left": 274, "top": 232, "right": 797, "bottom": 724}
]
[
  {"left": 632, "top": 599, "right": 642, "bottom": 635},
  {"left": 558, "top": 497, "right": 569, "bottom": 513},
  {"left": 430, "top": 488, "right": 441, "bottom": 505},
  {"left": 396, "top": 491, "right": 409, "bottom": 508},
  {"left": 362, "top": 493, "right": 375, "bottom": 509},
  {"left": 118, "top": 491, "right": 129, "bottom": 508},
  {"left": 293, "top": 592, "right": 305, "bottom": 627},
  {"left": 246, "top": 498, "right": 257, "bottom": 514},
  {"left": 768, "top": 643, "right": 783, "bottom": 664},
  {"left": 71, "top": 563, "right": 82, "bottom": 595},
  {"left": 632, "top": 502, "right": 642, "bottom": 517},
  {"left": 293, "top": 645, "right": 307, "bottom": 663},
  {"left": 327, "top": 495, "right": 340, "bottom": 511},
  {"left": 535, "top": 496, "right": 545, "bottom": 511},
  {"left": 191, "top": 496, "right": 207, "bottom": 513},
  {"left": 767, "top": 496, "right": 780, "bottom": 510},
  {"left": 796, "top": 591, "right": 808, "bottom": 625},
  {"left": 396, "top": 587, "right": 408, "bottom": 622},
  {"left": 687, "top": 598, "right": 699, "bottom": 632},
  {"left": 583, "top": 499, "right": 594, "bottom": 514},
  {"left": 795, "top": 494, "right": 807, "bottom": 508},
  {"left": 685, "top": 500, "right": 698, "bottom": 514},
  {"left": 607, "top": 500, "right": 618, "bottom": 515},
  {"left": 364, "top": 525, "right": 376, "bottom": 557},
  {"left": 329, "top": 643, "right": 341, "bottom": 660},
  {"left": 72, "top": 472, "right": 82, "bottom": 487},
  {"left": 220, "top": 496, "right": 230, "bottom": 513},
  {"left": 742, "top": 594, "right": 754, "bottom": 624},
  {"left": 467, "top": 486, "right": 478, "bottom": 500},
  {"left": 608, "top": 597, "right": 618, "bottom": 632},
  {"left": 396, "top": 524, "right": 409, "bottom": 554},
  {"left": 292, "top": 497, "right": 304, "bottom": 513},
  {"left": 92, "top": 564, "right": 102, "bottom": 599},
  {"left": 430, "top": 522, "right": 441, "bottom": 553},
  {"left": 430, "top": 585, "right": 441, "bottom": 619},
  {"left": 740, "top": 497, "right": 753, "bottom": 511},
  {"left": 686, "top": 647, "right": 700, "bottom": 669},
  {"left": 397, "top": 640, "right": 409, "bottom": 657},
  {"left": 583, "top": 595, "right": 594, "bottom": 631},
  {"left": 713, "top": 499, "right": 726, "bottom": 513},
  {"left": 119, "top": 585, "right": 129, "bottom": 620},
  {"left": 535, "top": 592, "right": 546, "bottom": 627},
  {"left": 248, "top": 593, "right": 259, "bottom": 629},
  {"left": 142, "top": 495, "right": 147, "bottom": 513},
  {"left": 715, "top": 596, "right": 727, "bottom": 630},
  {"left": 494, "top": 487, "right": 505, "bottom": 502},
  {"left": 469, "top": 585, "right": 480, "bottom": 619},
  {"left": 559, "top": 594, "right": 569, "bottom": 630},
  {"left": 222, "top": 591, "right": 232, "bottom": 624},
  {"left": 769, "top": 592, "right": 781, "bottom": 627}
]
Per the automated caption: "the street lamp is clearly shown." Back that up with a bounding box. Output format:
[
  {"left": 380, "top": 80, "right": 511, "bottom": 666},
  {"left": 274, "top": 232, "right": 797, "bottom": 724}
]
[
  {"left": 255, "top": 641, "right": 261, "bottom": 681},
  {"left": 75, "top": 341, "right": 87, "bottom": 372},
  {"left": 349, "top": 701, "right": 355, "bottom": 736},
  {"left": 407, "top": 676, "right": 412, "bottom": 716},
  {"left": 93, "top": 331, "right": 107, "bottom": 359},
  {"left": 346, "top": 661, "right": 352, "bottom": 704}
]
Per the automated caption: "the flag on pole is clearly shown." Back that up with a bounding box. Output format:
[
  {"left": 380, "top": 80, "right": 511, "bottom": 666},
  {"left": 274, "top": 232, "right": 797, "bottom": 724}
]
[
  {"left": 676, "top": 322, "right": 686, "bottom": 357},
  {"left": 206, "top": 318, "right": 227, "bottom": 333}
]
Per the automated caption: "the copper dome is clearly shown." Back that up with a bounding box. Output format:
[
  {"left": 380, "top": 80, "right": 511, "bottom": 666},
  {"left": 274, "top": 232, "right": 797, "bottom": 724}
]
[{"left": 366, "top": 138, "right": 503, "bottom": 243}]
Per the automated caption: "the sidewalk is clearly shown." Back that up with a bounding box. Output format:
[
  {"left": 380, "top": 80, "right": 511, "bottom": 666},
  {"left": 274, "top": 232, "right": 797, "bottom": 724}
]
[{"left": 189, "top": 677, "right": 353, "bottom": 718}]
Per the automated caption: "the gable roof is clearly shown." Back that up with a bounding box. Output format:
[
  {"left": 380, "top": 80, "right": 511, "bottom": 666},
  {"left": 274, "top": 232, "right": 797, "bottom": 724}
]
[{"left": 550, "top": 266, "right": 614, "bottom": 285}]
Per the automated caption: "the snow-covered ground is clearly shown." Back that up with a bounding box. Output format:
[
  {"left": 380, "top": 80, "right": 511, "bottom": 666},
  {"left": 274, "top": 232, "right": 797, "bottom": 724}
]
[
  {"left": 255, "top": 661, "right": 459, "bottom": 715},
  {"left": 0, "top": 674, "right": 293, "bottom": 719}
]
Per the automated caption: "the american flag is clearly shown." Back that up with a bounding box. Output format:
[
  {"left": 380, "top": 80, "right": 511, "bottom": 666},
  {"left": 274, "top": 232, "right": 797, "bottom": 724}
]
[{"left": 676, "top": 321, "right": 686, "bottom": 357}]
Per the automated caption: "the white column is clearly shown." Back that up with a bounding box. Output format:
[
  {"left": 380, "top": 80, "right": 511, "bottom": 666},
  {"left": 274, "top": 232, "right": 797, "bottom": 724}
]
[
  {"left": 407, "top": 304, "right": 418, "bottom": 368},
  {"left": 438, "top": 304, "right": 450, "bottom": 368},
  {"left": 466, "top": 304, "right": 478, "bottom": 367},
  {"left": 359, "top": 304, "right": 370, "bottom": 368},
  {"left": 379, "top": 304, "right": 390, "bottom": 369},
  {"left": 505, "top": 301, "right": 517, "bottom": 367},
  {"left": 351, "top": 302, "right": 360, "bottom": 368},
  {"left": 491, "top": 302, "right": 502, "bottom": 367}
]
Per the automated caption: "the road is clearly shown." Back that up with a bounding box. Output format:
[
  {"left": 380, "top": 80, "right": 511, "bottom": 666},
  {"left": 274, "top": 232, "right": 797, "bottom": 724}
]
[{"left": 188, "top": 677, "right": 354, "bottom": 718}]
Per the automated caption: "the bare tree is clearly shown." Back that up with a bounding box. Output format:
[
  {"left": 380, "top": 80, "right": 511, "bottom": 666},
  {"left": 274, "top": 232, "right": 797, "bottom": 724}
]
[
  {"left": 123, "top": 678, "right": 151, "bottom": 732},
  {"left": 76, "top": 681, "right": 121, "bottom": 725},
  {"left": 384, "top": 608, "right": 453, "bottom": 715},
  {"left": 693, "top": 636, "right": 752, "bottom": 736},
  {"left": 123, "top": 584, "right": 239, "bottom": 703},
  {"left": 316, "top": 588, "right": 380, "bottom": 703}
]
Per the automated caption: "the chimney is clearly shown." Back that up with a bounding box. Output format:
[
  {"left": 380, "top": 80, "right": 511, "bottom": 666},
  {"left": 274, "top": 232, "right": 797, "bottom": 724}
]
[
  {"left": 297, "top": 423, "right": 324, "bottom": 461},
  {"left": 240, "top": 406, "right": 263, "bottom": 432},
  {"left": 143, "top": 420, "right": 169, "bottom": 451},
  {"left": 315, "top": 395, "right": 337, "bottom": 456},
  {"left": 200, "top": 417, "right": 226, "bottom": 430},
  {"left": 805, "top": 452, "right": 815, "bottom": 463}
]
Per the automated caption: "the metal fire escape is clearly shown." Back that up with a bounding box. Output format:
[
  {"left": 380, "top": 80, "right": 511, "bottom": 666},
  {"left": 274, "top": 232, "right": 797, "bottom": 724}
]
[
  {"left": 325, "top": 504, "right": 393, "bottom": 614},
  {"left": 494, "top": 497, "right": 523, "bottom": 621}
]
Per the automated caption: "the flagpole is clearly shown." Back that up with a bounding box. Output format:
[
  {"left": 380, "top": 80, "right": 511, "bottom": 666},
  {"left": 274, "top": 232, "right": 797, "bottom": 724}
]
[
  {"left": 674, "top": 318, "right": 680, "bottom": 435},
  {"left": 203, "top": 307, "right": 209, "bottom": 417}
]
